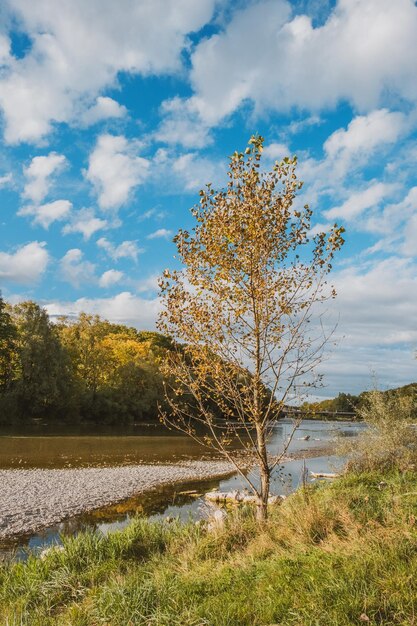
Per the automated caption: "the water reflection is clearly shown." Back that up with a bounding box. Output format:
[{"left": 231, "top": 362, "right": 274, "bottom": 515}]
[{"left": 0, "top": 420, "right": 364, "bottom": 561}]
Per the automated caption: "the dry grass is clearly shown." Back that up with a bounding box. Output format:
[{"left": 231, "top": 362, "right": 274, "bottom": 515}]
[
  {"left": 1, "top": 468, "right": 417, "bottom": 625},
  {"left": 339, "top": 388, "right": 417, "bottom": 472}
]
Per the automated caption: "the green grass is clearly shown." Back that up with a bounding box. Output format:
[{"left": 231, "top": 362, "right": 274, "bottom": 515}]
[{"left": 2, "top": 470, "right": 417, "bottom": 625}]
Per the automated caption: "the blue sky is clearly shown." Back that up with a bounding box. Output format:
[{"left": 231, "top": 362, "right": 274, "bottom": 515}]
[{"left": 0, "top": 0, "right": 416, "bottom": 397}]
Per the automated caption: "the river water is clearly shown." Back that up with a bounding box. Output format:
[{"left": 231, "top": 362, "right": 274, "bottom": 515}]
[{"left": 0, "top": 419, "right": 364, "bottom": 560}]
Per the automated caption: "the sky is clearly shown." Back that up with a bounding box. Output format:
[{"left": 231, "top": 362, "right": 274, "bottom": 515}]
[{"left": 0, "top": 0, "right": 416, "bottom": 398}]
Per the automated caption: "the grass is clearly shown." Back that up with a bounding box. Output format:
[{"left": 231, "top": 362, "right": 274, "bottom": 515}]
[{"left": 1, "top": 469, "right": 417, "bottom": 625}]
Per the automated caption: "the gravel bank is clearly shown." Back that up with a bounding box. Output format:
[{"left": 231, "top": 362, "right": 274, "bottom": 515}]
[{"left": 0, "top": 461, "right": 234, "bottom": 540}]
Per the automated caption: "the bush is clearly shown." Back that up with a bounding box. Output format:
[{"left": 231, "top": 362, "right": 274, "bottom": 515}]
[{"left": 340, "top": 388, "right": 417, "bottom": 472}]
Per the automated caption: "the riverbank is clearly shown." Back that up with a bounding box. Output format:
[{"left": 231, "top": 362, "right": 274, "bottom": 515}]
[
  {"left": 0, "top": 433, "right": 337, "bottom": 542},
  {"left": 0, "top": 460, "right": 235, "bottom": 541},
  {"left": 1, "top": 468, "right": 416, "bottom": 625}
]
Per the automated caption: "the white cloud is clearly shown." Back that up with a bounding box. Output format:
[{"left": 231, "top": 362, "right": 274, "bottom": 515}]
[
  {"left": 314, "top": 256, "right": 417, "bottom": 395},
  {"left": 0, "top": 173, "right": 12, "bottom": 187},
  {"left": 171, "top": 152, "right": 224, "bottom": 192},
  {"left": 0, "top": 0, "right": 217, "bottom": 143},
  {"left": 294, "top": 109, "right": 410, "bottom": 214},
  {"left": 334, "top": 258, "right": 417, "bottom": 344},
  {"left": 138, "top": 207, "right": 167, "bottom": 222},
  {"left": 18, "top": 199, "right": 72, "bottom": 228},
  {"left": 136, "top": 274, "right": 160, "bottom": 293},
  {"left": 59, "top": 248, "right": 95, "bottom": 288},
  {"left": 322, "top": 109, "right": 408, "bottom": 179},
  {"left": 0, "top": 241, "right": 48, "bottom": 284},
  {"left": 147, "top": 228, "right": 172, "bottom": 240},
  {"left": 325, "top": 109, "right": 407, "bottom": 158},
  {"left": 62, "top": 208, "right": 108, "bottom": 240},
  {"left": 80, "top": 96, "right": 127, "bottom": 126},
  {"left": 97, "top": 237, "right": 142, "bottom": 261},
  {"left": 85, "top": 134, "right": 149, "bottom": 211},
  {"left": 155, "top": 97, "right": 212, "bottom": 149},
  {"left": 99, "top": 269, "right": 124, "bottom": 288},
  {"left": 262, "top": 142, "right": 291, "bottom": 161},
  {"left": 45, "top": 291, "right": 161, "bottom": 330},
  {"left": 309, "top": 222, "right": 332, "bottom": 237},
  {"left": 325, "top": 182, "right": 396, "bottom": 220},
  {"left": 0, "top": 35, "right": 10, "bottom": 64},
  {"left": 360, "top": 186, "right": 417, "bottom": 251},
  {"left": 187, "top": 0, "right": 417, "bottom": 125},
  {"left": 285, "top": 114, "right": 322, "bottom": 135},
  {"left": 22, "top": 152, "right": 67, "bottom": 203},
  {"left": 402, "top": 214, "right": 417, "bottom": 257}
]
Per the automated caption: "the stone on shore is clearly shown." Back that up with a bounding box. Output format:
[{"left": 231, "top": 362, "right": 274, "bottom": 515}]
[{"left": 0, "top": 460, "right": 234, "bottom": 540}]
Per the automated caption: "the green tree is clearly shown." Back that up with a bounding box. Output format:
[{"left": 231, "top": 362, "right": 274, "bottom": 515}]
[
  {"left": 11, "top": 301, "right": 75, "bottom": 418},
  {"left": 0, "top": 293, "right": 17, "bottom": 391},
  {"left": 57, "top": 314, "right": 167, "bottom": 423}
]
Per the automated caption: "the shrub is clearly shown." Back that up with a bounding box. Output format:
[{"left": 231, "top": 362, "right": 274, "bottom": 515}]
[{"left": 340, "top": 388, "right": 417, "bottom": 472}]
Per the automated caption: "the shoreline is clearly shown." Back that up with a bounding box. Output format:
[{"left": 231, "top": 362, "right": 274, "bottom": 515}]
[
  {"left": 0, "top": 444, "right": 336, "bottom": 542},
  {"left": 0, "top": 460, "right": 235, "bottom": 541}
]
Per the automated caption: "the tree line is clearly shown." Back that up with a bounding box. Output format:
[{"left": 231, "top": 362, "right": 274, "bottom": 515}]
[
  {"left": 0, "top": 294, "right": 173, "bottom": 424},
  {"left": 300, "top": 384, "right": 417, "bottom": 418}
]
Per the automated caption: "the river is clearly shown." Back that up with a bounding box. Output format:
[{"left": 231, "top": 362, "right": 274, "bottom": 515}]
[{"left": 0, "top": 419, "right": 364, "bottom": 560}]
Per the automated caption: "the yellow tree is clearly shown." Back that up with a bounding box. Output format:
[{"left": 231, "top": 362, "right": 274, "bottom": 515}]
[{"left": 158, "top": 136, "right": 345, "bottom": 520}]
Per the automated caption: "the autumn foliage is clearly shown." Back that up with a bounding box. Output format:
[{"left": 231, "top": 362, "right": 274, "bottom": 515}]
[{"left": 158, "top": 135, "right": 345, "bottom": 518}]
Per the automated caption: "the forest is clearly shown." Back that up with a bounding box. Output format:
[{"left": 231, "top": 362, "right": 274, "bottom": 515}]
[
  {"left": 0, "top": 294, "right": 173, "bottom": 424},
  {"left": 1, "top": 292, "right": 415, "bottom": 426}
]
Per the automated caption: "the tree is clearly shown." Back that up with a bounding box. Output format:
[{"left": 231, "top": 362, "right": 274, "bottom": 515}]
[
  {"left": 57, "top": 313, "right": 112, "bottom": 410},
  {"left": 57, "top": 314, "right": 168, "bottom": 423},
  {"left": 158, "top": 135, "right": 345, "bottom": 520},
  {"left": 0, "top": 293, "right": 17, "bottom": 391},
  {"left": 11, "top": 301, "right": 75, "bottom": 418}
]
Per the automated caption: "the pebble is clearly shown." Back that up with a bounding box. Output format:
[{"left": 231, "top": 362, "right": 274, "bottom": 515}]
[{"left": 0, "top": 461, "right": 233, "bottom": 540}]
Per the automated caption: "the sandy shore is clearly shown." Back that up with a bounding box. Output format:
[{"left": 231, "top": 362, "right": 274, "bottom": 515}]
[{"left": 0, "top": 460, "right": 234, "bottom": 540}]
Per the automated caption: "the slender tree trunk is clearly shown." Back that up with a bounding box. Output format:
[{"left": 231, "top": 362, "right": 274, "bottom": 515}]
[{"left": 256, "top": 421, "right": 270, "bottom": 521}]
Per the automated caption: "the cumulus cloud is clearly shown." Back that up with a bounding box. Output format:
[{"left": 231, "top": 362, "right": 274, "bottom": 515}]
[
  {"left": 18, "top": 199, "right": 72, "bottom": 228},
  {"left": 187, "top": 0, "right": 417, "bottom": 125},
  {"left": 80, "top": 96, "right": 127, "bottom": 126},
  {"left": 62, "top": 208, "right": 108, "bottom": 240},
  {"left": 45, "top": 291, "right": 161, "bottom": 330},
  {"left": 358, "top": 187, "right": 417, "bottom": 253},
  {"left": 0, "top": 0, "right": 217, "bottom": 143},
  {"left": 22, "top": 152, "right": 67, "bottom": 204},
  {"left": 294, "top": 109, "right": 411, "bottom": 216},
  {"left": 170, "top": 151, "right": 224, "bottom": 192},
  {"left": 59, "top": 248, "right": 95, "bottom": 288},
  {"left": 309, "top": 256, "right": 417, "bottom": 396},
  {"left": 323, "top": 109, "right": 408, "bottom": 179},
  {"left": 146, "top": 228, "right": 172, "bottom": 240},
  {"left": 325, "top": 182, "right": 397, "bottom": 221},
  {"left": 85, "top": 134, "right": 149, "bottom": 211},
  {"left": 155, "top": 96, "right": 212, "bottom": 149},
  {"left": 325, "top": 109, "right": 407, "bottom": 158},
  {"left": 99, "top": 269, "right": 124, "bottom": 288},
  {"left": 97, "top": 237, "right": 143, "bottom": 261},
  {"left": 262, "top": 142, "right": 291, "bottom": 161},
  {"left": 0, "top": 241, "right": 49, "bottom": 284}
]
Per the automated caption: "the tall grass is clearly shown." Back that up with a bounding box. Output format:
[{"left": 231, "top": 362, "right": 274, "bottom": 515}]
[
  {"left": 339, "top": 387, "right": 417, "bottom": 472},
  {"left": 1, "top": 469, "right": 417, "bottom": 625}
]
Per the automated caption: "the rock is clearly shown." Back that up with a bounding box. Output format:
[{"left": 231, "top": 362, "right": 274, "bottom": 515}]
[
  {"left": 40, "top": 545, "right": 65, "bottom": 560},
  {"left": 207, "top": 508, "right": 227, "bottom": 532},
  {"left": 205, "top": 491, "right": 284, "bottom": 506},
  {"left": 310, "top": 471, "right": 339, "bottom": 479}
]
